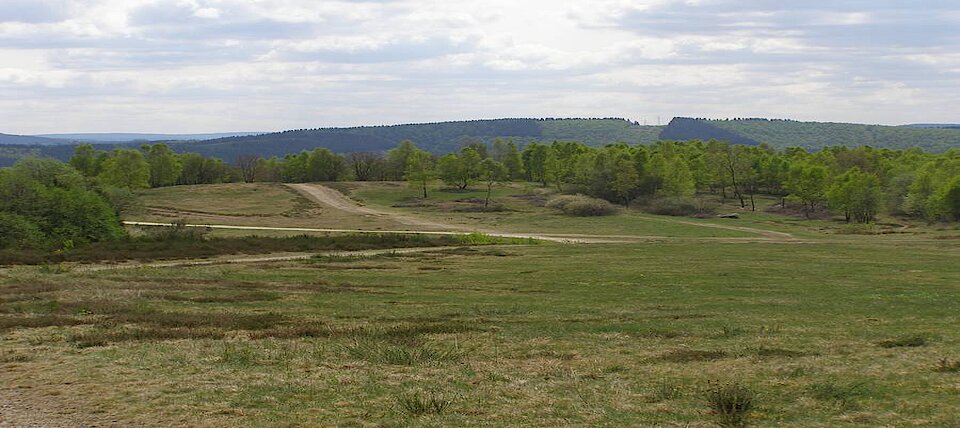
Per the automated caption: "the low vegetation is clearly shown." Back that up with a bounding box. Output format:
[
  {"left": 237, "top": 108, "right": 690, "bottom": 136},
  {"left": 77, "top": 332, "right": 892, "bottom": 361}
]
[
  {"left": 545, "top": 194, "right": 617, "bottom": 216},
  {"left": 2, "top": 236, "right": 959, "bottom": 426}
]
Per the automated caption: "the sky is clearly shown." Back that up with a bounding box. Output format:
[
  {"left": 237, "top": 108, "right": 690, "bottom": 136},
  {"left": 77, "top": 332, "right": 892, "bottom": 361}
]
[{"left": 0, "top": 0, "right": 958, "bottom": 134}]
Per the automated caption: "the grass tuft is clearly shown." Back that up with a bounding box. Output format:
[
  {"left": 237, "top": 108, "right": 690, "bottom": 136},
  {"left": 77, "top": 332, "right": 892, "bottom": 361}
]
[
  {"left": 396, "top": 391, "right": 453, "bottom": 416},
  {"left": 343, "top": 341, "right": 463, "bottom": 366},
  {"left": 705, "top": 381, "right": 755, "bottom": 428}
]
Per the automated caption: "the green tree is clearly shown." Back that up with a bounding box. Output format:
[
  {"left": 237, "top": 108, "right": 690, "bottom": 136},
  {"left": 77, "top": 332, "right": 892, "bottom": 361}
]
[
  {"left": 437, "top": 147, "right": 482, "bottom": 189},
  {"left": 387, "top": 140, "right": 418, "bottom": 180},
  {"left": 69, "top": 144, "right": 103, "bottom": 177},
  {"left": 405, "top": 150, "right": 435, "bottom": 198},
  {"left": 98, "top": 149, "right": 150, "bottom": 189},
  {"left": 179, "top": 153, "right": 228, "bottom": 185},
  {"left": 933, "top": 175, "right": 960, "bottom": 221},
  {"left": 478, "top": 158, "right": 508, "bottom": 209},
  {"left": 142, "top": 143, "right": 182, "bottom": 188},
  {"left": 306, "top": 148, "right": 345, "bottom": 181},
  {"left": 785, "top": 163, "right": 828, "bottom": 217},
  {"left": 0, "top": 158, "right": 123, "bottom": 248},
  {"left": 827, "top": 168, "right": 881, "bottom": 223}
]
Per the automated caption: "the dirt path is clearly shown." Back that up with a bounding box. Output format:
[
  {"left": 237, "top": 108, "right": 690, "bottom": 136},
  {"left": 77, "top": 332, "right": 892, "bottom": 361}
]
[
  {"left": 286, "top": 183, "right": 463, "bottom": 231},
  {"left": 639, "top": 215, "right": 796, "bottom": 241},
  {"left": 286, "top": 183, "right": 795, "bottom": 243}
]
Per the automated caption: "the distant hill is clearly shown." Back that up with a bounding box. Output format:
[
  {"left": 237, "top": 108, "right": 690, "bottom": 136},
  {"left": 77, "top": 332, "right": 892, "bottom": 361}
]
[
  {"left": 657, "top": 118, "right": 760, "bottom": 146},
  {"left": 0, "top": 133, "right": 75, "bottom": 146},
  {"left": 660, "top": 118, "right": 960, "bottom": 152},
  {"left": 0, "top": 118, "right": 662, "bottom": 167},
  {"left": 903, "top": 124, "right": 960, "bottom": 129},
  {"left": 34, "top": 132, "right": 264, "bottom": 143}
]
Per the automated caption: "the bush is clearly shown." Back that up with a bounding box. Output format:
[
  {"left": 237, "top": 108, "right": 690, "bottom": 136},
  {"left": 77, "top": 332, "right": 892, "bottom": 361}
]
[
  {"left": 0, "top": 212, "right": 45, "bottom": 249},
  {"left": 637, "top": 196, "right": 716, "bottom": 217},
  {"left": 546, "top": 194, "right": 617, "bottom": 216}
]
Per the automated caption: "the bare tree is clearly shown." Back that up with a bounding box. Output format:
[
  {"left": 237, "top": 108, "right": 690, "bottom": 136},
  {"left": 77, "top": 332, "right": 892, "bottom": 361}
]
[
  {"left": 348, "top": 152, "right": 385, "bottom": 181},
  {"left": 237, "top": 154, "right": 260, "bottom": 183}
]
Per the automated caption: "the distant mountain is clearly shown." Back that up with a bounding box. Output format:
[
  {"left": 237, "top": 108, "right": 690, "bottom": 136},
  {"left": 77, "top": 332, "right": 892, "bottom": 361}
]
[
  {"left": 0, "top": 118, "right": 663, "bottom": 167},
  {"left": 660, "top": 118, "right": 960, "bottom": 152},
  {"left": 0, "top": 133, "right": 75, "bottom": 146},
  {"left": 902, "top": 124, "right": 960, "bottom": 129},
  {"left": 7, "top": 116, "right": 958, "bottom": 168},
  {"left": 34, "top": 132, "right": 264, "bottom": 143}
]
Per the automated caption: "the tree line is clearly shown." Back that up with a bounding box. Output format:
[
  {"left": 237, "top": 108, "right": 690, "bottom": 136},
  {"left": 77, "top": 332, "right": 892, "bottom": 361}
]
[{"left": 51, "top": 139, "right": 960, "bottom": 224}]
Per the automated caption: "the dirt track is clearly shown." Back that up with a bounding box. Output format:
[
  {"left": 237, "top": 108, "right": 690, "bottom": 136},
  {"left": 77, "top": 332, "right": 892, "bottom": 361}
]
[{"left": 285, "top": 183, "right": 795, "bottom": 243}]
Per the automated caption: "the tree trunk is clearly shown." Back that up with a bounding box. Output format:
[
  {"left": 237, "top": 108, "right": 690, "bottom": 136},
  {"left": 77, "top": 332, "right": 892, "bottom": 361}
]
[{"left": 485, "top": 183, "right": 492, "bottom": 209}]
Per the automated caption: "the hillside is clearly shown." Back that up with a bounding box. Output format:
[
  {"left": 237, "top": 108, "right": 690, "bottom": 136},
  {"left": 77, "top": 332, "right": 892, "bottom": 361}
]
[
  {"left": 0, "top": 118, "right": 662, "bottom": 166},
  {"left": 34, "top": 132, "right": 264, "bottom": 142},
  {"left": 0, "top": 133, "right": 74, "bottom": 146},
  {"left": 661, "top": 118, "right": 960, "bottom": 151}
]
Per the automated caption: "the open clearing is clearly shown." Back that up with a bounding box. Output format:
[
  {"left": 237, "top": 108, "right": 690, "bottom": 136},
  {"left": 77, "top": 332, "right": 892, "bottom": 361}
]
[{"left": 3, "top": 182, "right": 960, "bottom": 426}]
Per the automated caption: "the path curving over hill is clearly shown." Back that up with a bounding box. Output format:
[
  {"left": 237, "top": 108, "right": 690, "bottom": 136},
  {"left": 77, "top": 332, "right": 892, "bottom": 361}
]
[{"left": 285, "top": 183, "right": 795, "bottom": 243}]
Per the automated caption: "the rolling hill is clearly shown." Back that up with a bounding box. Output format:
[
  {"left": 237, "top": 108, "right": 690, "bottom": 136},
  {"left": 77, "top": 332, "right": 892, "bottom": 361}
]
[
  {"left": 0, "top": 118, "right": 662, "bottom": 166},
  {"left": 34, "top": 132, "right": 264, "bottom": 142},
  {"left": 5, "top": 116, "right": 960, "bottom": 167},
  {"left": 661, "top": 118, "right": 960, "bottom": 152}
]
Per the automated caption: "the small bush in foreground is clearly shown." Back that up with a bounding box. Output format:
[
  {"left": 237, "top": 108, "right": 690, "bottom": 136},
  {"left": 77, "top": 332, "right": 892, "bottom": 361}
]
[
  {"left": 396, "top": 391, "right": 453, "bottom": 416},
  {"left": 637, "top": 196, "right": 716, "bottom": 217},
  {"left": 546, "top": 194, "right": 617, "bottom": 216},
  {"left": 705, "top": 381, "right": 754, "bottom": 428}
]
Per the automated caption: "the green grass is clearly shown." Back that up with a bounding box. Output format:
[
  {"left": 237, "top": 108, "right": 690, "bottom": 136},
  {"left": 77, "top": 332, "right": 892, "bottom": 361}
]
[
  {"left": 2, "top": 233, "right": 960, "bottom": 426},
  {"left": 138, "top": 183, "right": 305, "bottom": 217},
  {"left": 352, "top": 183, "right": 757, "bottom": 238}
]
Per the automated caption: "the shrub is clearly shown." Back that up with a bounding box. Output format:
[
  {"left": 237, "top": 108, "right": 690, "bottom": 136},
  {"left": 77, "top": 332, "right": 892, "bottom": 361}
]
[
  {"left": 546, "top": 194, "right": 617, "bottom": 216},
  {"left": 0, "top": 212, "right": 45, "bottom": 249},
  {"left": 638, "top": 196, "right": 716, "bottom": 217}
]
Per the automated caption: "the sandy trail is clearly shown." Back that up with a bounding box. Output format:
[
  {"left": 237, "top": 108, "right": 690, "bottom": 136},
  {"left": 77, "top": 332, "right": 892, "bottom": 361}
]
[
  {"left": 286, "top": 183, "right": 795, "bottom": 243},
  {"left": 286, "top": 183, "right": 465, "bottom": 231}
]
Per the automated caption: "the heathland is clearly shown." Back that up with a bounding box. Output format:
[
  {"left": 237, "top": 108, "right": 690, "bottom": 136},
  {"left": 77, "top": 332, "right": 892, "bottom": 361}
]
[{"left": 2, "top": 175, "right": 960, "bottom": 426}]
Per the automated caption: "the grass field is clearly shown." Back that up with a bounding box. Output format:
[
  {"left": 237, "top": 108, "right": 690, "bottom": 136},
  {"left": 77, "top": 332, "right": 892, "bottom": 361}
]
[
  {"left": 3, "top": 182, "right": 960, "bottom": 426},
  {"left": 133, "top": 183, "right": 409, "bottom": 231}
]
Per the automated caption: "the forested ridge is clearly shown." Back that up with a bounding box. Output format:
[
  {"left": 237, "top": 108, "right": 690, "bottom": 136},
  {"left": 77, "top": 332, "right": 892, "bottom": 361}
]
[
  {"left": 664, "top": 117, "right": 960, "bottom": 152},
  {"left": 5, "top": 117, "right": 960, "bottom": 168},
  {"left": 0, "top": 118, "right": 659, "bottom": 167}
]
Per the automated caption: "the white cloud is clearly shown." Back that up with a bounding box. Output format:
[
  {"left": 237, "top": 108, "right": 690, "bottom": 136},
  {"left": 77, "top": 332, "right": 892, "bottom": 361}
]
[{"left": 0, "top": 0, "right": 957, "bottom": 133}]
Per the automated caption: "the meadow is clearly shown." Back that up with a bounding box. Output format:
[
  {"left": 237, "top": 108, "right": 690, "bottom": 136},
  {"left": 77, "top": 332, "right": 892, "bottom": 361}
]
[{"left": 2, "top": 182, "right": 960, "bottom": 427}]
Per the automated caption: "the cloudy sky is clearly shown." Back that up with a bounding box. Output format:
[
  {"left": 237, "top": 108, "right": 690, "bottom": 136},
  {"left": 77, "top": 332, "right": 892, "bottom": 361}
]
[{"left": 0, "top": 0, "right": 958, "bottom": 133}]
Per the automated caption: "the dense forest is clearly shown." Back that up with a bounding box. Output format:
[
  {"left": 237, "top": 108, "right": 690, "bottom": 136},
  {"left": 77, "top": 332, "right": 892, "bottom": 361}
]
[
  {"left": 666, "top": 118, "right": 960, "bottom": 152},
  {"left": 4, "top": 135, "right": 960, "bottom": 250},
  {"left": 5, "top": 117, "right": 960, "bottom": 168},
  {"left": 39, "top": 139, "right": 960, "bottom": 219},
  {"left": 0, "top": 119, "right": 662, "bottom": 167}
]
